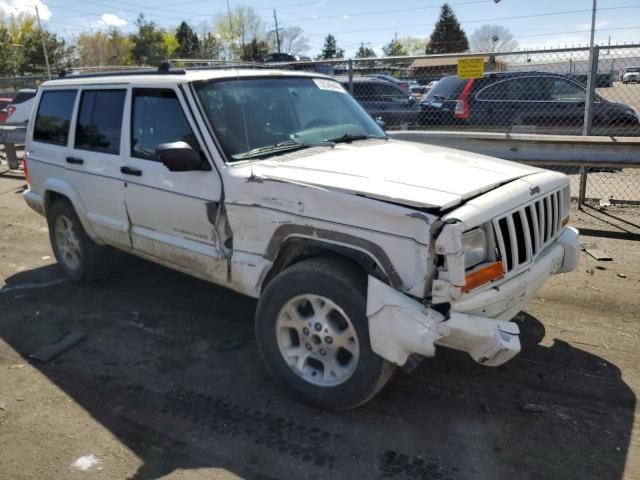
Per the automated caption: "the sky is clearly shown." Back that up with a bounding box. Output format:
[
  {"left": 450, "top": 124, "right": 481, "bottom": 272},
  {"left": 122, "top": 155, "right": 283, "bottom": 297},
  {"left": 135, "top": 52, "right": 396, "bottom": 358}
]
[{"left": 1, "top": 0, "right": 639, "bottom": 56}]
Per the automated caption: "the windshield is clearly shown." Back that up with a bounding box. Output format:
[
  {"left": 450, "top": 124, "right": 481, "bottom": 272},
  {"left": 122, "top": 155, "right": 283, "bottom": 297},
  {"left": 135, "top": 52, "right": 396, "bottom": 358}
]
[
  {"left": 627, "top": 67, "right": 640, "bottom": 73},
  {"left": 193, "top": 77, "right": 385, "bottom": 161}
]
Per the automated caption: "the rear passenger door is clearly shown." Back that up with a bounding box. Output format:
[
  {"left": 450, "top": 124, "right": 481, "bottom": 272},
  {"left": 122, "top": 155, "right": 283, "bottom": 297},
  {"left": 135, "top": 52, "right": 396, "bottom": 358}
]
[
  {"left": 121, "top": 86, "right": 225, "bottom": 280},
  {"left": 67, "top": 87, "right": 130, "bottom": 248}
]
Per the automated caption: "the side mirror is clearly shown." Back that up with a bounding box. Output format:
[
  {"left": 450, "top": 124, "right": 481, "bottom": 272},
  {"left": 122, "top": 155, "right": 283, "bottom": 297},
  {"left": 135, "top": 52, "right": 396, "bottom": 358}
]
[{"left": 155, "top": 141, "right": 207, "bottom": 172}]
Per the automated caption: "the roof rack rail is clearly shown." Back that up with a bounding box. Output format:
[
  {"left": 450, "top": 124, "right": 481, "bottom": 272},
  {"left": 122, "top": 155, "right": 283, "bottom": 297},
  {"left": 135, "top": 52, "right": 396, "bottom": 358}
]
[{"left": 51, "top": 64, "right": 186, "bottom": 81}]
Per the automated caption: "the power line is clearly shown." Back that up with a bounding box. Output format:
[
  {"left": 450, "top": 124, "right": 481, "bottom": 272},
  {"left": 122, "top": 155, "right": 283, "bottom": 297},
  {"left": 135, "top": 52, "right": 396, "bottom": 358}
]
[
  {"left": 292, "top": 4, "right": 640, "bottom": 38},
  {"left": 278, "top": 1, "right": 490, "bottom": 25}
]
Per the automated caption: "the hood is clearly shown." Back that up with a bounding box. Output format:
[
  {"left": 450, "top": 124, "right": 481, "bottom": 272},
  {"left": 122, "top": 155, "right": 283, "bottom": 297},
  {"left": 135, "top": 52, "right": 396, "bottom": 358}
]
[{"left": 253, "top": 139, "right": 540, "bottom": 210}]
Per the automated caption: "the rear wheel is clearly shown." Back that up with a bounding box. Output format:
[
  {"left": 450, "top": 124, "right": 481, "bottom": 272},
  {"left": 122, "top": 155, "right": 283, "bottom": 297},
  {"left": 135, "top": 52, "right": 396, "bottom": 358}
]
[
  {"left": 255, "top": 256, "right": 395, "bottom": 410},
  {"left": 47, "top": 199, "right": 111, "bottom": 282}
]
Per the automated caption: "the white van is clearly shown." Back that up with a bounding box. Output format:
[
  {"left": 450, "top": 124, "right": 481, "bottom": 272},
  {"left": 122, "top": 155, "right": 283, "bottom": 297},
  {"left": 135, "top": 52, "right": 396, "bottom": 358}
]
[{"left": 23, "top": 68, "right": 580, "bottom": 409}]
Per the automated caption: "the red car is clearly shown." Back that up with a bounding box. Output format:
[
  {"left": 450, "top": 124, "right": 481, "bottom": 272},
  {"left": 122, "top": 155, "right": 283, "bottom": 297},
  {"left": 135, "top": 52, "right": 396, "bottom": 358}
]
[{"left": 0, "top": 97, "right": 13, "bottom": 123}]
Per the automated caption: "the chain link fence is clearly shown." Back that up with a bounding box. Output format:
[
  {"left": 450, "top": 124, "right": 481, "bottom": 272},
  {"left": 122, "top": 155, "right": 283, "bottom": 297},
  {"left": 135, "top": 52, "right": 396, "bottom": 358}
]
[
  {"left": 245, "top": 45, "right": 640, "bottom": 207},
  {"left": 2, "top": 46, "right": 640, "bottom": 208}
]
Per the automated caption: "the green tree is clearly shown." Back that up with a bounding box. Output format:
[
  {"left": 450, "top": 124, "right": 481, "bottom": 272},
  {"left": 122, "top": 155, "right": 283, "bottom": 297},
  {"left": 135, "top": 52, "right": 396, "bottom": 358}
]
[
  {"left": 175, "top": 21, "right": 199, "bottom": 58},
  {"left": 355, "top": 43, "right": 376, "bottom": 58},
  {"left": 425, "top": 3, "right": 469, "bottom": 54},
  {"left": 0, "top": 14, "right": 71, "bottom": 75},
  {"left": 163, "top": 32, "right": 179, "bottom": 57},
  {"left": 213, "top": 6, "right": 265, "bottom": 59},
  {"left": 197, "top": 32, "right": 221, "bottom": 59},
  {"left": 130, "top": 14, "right": 168, "bottom": 66},
  {"left": 398, "top": 36, "right": 428, "bottom": 55},
  {"left": 240, "top": 37, "right": 269, "bottom": 61},
  {"left": 19, "top": 28, "right": 72, "bottom": 74},
  {"left": 76, "top": 28, "right": 132, "bottom": 66},
  {"left": 382, "top": 37, "right": 408, "bottom": 57},
  {"left": 318, "top": 34, "right": 344, "bottom": 60}
]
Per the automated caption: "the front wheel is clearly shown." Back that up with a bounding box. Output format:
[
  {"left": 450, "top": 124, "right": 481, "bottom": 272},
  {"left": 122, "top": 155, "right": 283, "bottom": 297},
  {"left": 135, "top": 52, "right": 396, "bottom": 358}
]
[{"left": 255, "top": 257, "right": 395, "bottom": 410}]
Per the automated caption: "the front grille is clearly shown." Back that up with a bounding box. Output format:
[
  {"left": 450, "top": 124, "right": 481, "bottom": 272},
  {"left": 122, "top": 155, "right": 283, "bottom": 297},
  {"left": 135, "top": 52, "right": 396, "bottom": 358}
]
[{"left": 493, "top": 189, "right": 563, "bottom": 273}]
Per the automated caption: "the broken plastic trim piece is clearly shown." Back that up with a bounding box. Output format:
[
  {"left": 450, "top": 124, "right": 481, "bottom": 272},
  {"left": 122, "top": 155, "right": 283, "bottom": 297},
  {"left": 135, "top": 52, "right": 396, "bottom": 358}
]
[{"left": 366, "top": 276, "right": 520, "bottom": 367}]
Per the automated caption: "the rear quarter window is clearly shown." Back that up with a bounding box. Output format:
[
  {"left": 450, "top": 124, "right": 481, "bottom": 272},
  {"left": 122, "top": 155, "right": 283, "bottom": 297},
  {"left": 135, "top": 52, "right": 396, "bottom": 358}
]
[
  {"left": 12, "top": 91, "right": 36, "bottom": 104},
  {"left": 33, "top": 90, "right": 77, "bottom": 146},
  {"left": 425, "top": 76, "right": 467, "bottom": 99}
]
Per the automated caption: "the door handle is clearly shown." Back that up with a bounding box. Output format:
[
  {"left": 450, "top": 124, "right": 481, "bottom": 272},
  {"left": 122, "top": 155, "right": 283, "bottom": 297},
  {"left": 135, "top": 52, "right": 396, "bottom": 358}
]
[
  {"left": 121, "top": 166, "right": 142, "bottom": 176},
  {"left": 66, "top": 156, "right": 84, "bottom": 165}
]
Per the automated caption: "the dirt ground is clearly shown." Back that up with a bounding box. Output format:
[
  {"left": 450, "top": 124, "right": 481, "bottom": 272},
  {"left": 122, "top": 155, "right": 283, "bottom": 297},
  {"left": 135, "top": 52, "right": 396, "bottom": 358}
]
[{"left": 0, "top": 170, "right": 639, "bottom": 480}]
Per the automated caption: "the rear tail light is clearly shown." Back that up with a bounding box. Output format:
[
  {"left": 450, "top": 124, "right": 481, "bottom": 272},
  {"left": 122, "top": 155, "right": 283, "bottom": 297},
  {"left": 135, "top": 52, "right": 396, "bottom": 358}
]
[
  {"left": 6, "top": 105, "right": 15, "bottom": 118},
  {"left": 454, "top": 79, "right": 475, "bottom": 119}
]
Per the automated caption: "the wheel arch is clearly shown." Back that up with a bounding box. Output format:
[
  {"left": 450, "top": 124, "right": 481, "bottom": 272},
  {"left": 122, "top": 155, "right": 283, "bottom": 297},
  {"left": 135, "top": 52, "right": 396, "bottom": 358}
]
[
  {"left": 43, "top": 179, "right": 100, "bottom": 242},
  {"left": 260, "top": 225, "right": 404, "bottom": 292}
]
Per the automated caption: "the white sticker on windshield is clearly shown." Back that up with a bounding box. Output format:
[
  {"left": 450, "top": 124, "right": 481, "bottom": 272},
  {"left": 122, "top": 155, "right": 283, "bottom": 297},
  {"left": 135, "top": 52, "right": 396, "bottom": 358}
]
[{"left": 313, "top": 78, "right": 347, "bottom": 93}]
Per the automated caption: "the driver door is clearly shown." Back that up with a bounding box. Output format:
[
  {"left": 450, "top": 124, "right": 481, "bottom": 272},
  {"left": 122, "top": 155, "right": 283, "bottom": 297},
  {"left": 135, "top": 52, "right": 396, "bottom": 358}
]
[{"left": 121, "top": 86, "right": 226, "bottom": 280}]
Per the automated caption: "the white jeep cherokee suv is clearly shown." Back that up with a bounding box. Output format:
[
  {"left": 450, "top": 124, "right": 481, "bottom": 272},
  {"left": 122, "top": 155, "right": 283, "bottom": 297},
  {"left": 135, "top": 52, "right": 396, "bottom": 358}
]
[{"left": 23, "top": 68, "right": 580, "bottom": 409}]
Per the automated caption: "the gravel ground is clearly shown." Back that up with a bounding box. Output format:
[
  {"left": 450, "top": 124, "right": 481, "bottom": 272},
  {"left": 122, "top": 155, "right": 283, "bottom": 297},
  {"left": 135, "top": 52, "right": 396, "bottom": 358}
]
[{"left": 0, "top": 171, "right": 639, "bottom": 480}]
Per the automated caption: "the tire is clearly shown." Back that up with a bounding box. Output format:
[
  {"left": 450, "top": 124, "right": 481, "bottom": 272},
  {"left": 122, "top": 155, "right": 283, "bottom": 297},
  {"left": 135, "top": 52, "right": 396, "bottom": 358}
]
[
  {"left": 47, "top": 199, "right": 111, "bottom": 282},
  {"left": 255, "top": 256, "right": 396, "bottom": 410}
]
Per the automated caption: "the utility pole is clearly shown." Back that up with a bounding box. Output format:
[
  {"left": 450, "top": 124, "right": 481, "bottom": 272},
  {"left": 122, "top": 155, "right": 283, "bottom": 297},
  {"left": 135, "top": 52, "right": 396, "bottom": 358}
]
[
  {"left": 582, "top": 0, "right": 597, "bottom": 136},
  {"left": 35, "top": 6, "right": 51, "bottom": 80},
  {"left": 273, "top": 9, "right": 281, "bottom": 53}
]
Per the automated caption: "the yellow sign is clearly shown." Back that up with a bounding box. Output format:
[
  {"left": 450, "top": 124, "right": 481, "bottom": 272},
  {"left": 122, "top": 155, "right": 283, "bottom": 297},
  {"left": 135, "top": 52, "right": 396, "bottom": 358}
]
[{"left": 457, "top": 57, "right": 484, "bottom": 79}]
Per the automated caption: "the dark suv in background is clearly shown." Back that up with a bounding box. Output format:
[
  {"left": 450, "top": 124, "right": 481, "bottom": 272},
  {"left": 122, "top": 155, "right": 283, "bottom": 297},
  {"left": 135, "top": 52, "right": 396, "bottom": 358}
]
[
  {"left": 420, "top": 71, "right": 639, "bottom": 131},
  {"left": 338, "top": 77, "right": 422, "bottom": 128}
]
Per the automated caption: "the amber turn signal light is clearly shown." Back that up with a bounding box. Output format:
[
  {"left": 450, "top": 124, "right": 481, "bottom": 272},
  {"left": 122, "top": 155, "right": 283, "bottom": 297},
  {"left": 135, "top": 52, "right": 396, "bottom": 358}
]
[
  {"left": 462, "top": 261, "right": 505, "bottom": 293},
  {"left": 561, "top": 215, "right": 570, "bottom": 228}
]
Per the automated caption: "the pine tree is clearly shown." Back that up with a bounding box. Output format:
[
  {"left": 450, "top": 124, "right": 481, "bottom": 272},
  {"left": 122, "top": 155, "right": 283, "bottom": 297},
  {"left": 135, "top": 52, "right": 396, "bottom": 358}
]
[
  {"left": 355, "top": 43, "right": 376, "bottom": 58},
  {"left": 425, "top": 3, "right": 469, "bottom": 54},
  {"left": 240, "top": 37, "right": 270, "bottom": 61},
  {"left": 318, "top": 34, "right": 344, "bottom": 59},
  {"left": 175, "top": 21, "right": 200, "bottom": 58}
]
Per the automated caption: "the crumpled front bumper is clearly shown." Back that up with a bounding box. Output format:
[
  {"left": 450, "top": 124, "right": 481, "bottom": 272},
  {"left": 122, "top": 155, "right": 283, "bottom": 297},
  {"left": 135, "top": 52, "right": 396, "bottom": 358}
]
[{"left": 366, "top": 227, "right": 580, "bottom": 368}]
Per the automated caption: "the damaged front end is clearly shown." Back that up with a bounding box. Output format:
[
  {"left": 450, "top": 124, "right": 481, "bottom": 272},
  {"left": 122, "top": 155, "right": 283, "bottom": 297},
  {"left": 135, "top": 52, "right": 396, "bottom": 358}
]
[
  {"left": 366, "top": 179, "right": 581, "bottom": 369},
  {"left": 367, "top": 276, "right": 521, "bottom": 367}
]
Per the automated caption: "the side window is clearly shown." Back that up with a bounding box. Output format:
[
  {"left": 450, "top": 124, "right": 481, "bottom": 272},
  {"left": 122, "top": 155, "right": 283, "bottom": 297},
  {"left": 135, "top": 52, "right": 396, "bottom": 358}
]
[
  {"left": 547, "top": 78, "right": 586, "bottom": 102},
  {"left": 131, "top": 89, "right": 199, "bottom": 160},
  {"left": 351, "top": 83, "right": 369, "bottom": 100},
  {"left": 75, "top": 90, "right": 126, "bottom": 154},
  {"left": 33, "top": 90, "right": 77, "bottom": 145},
  {"left": 476, "top": 77, "right": 543, "bottom": 101},
  {"left": 374, "top": 84, "right": 409, "bottom": 103}
]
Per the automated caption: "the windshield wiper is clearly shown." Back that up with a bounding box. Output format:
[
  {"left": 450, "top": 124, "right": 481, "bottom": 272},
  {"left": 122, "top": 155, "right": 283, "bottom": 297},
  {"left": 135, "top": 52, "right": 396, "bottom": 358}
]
[
  {"left": 233, "top": 140, "right": 335, "bottom": 160},
  {"left": 325, "top": 133, "right": 387, "bottom": 144}
]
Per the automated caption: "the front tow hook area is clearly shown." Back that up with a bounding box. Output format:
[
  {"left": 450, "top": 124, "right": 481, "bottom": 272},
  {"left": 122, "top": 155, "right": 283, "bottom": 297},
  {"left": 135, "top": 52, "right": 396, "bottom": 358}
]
[{"left": 366, "top": 276, "right": 521, "bottom": 367}]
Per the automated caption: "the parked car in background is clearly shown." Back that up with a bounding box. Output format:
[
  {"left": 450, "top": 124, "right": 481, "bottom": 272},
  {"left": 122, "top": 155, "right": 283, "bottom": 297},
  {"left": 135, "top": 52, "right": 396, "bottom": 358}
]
[
  {"left": 339, "top": 77, "right": 423, "bottom": 127},
  {"left": 5, "top": 88, "right": 37, "bottom": 124},
  {"left": 368, "top": 74, "right": 410, "bottom": 91},
  {"left": 423, "top": 80, "right": 438, "bottom": 96},
  {"left": 262, "top": 53, "right": 298, "bottom": 63},
  {"left": 420, "top": 72, "right": 638, "bottom": 130},
  {"left": 407, "top": 80, "right": 425, "bottom": 95},
  {"left": 622, "top": 67, "right": 640, "bottom": 84},
  {"left": 0, "top": 97, "right": 14, "bottom": 123}
]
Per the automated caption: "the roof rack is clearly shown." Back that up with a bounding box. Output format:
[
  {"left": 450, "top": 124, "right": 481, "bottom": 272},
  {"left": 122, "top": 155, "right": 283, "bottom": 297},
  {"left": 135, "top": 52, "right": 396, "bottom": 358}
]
[{"left": 53, "top": 63, "right": 186, "bottom": 80}]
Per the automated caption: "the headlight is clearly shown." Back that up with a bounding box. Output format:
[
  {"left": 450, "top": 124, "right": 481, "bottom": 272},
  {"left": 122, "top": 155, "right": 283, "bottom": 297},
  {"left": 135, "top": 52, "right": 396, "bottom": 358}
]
[{"left": 462, "top": 228, "right": 488, "bottom": 269}]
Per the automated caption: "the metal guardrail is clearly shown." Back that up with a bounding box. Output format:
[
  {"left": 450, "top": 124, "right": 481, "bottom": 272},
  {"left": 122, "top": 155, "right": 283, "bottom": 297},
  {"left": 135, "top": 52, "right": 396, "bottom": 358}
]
[
  {"left": 389, "top": 130, "right": 640, "bottom": 205},
  {"left": 389, "top": 130, "right": 640, "bottom": 167}
]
